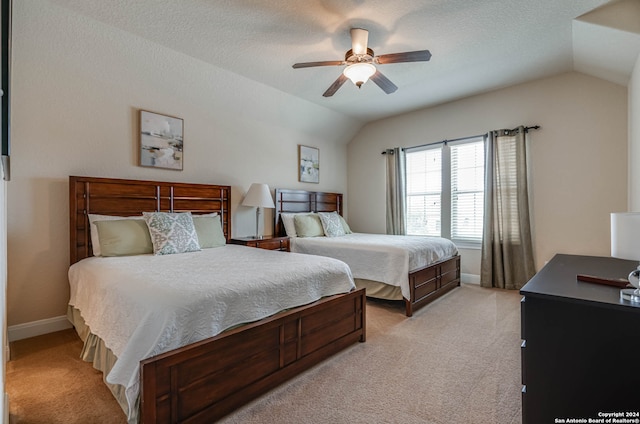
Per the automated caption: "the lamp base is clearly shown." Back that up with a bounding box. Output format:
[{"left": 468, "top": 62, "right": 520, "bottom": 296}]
[{"left": 620, "top": 288, "right": 640, "bottom": 303}]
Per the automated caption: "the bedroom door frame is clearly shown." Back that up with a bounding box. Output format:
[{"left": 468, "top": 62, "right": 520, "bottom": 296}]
[{"left": 1, "top": 0, "right": 10, "bottom": 421}]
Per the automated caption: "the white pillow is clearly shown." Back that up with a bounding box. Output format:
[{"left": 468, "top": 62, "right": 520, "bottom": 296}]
[
  {"left": 143, "top": 211, "right": 201, "bottom": 255},
  {"left": 280, "top": 212, "right": 312, "bottom": 237},
  {"left": 88, "top": 214, "right": 144, "bottom": 256}
]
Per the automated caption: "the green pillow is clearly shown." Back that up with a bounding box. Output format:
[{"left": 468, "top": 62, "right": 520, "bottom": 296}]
[
  {"left": 193, "top": 214, "right": 226, "bottom": 248},
  {"left": 294, "top": 213, "right": 324, "bottom": 237},
  {"left": 95, "top": 219, "right": 153, "bottom": 257}
]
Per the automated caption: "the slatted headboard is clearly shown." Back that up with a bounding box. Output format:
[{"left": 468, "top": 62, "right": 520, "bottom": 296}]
[
  {"left": 69, "top": 176, "right": 231, "bottom": 264},
  {"left": 274, "top": 189, "right": 343, "bottom": 236}
]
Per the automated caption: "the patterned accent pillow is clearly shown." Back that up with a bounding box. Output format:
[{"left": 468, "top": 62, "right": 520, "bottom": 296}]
[
  {"left": 143, "top": 212, "right": 201, "bottom": 255},
  {"left": 318, "top": 212, "right": 346, "bottom": 237}
]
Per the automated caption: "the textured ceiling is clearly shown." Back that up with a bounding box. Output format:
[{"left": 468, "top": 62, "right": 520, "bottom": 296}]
[{"left": 49, "top": 0, "right": 623, "bottom": 122}]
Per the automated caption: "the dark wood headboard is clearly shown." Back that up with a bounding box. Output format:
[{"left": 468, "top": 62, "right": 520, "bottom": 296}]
[
  {"left": 69, "top": 176, "right": 231, "bottom": 264},
  {"left": 274, "top": 189, "right": 343, "bottom": 236}
]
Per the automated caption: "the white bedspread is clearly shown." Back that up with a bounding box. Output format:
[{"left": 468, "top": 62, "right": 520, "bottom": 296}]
[
  {"left": 290, "top": 233, "right": 458, "bottom": 300},
  {"left": 68, "top": 245, "right": 355, "bottom": 421}
]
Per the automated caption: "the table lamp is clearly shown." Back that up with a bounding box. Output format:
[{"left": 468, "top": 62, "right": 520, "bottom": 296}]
[
  {"left": 242, "top": 183, "right": 275, "bottom": 239},
  {"left": 611, "top": 212, "right": 640, "bottom": 302}
]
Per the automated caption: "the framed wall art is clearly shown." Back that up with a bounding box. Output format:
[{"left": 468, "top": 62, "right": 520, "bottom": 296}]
[
  {"left": 298, "top": 145, "right": 319, "bottom": 183},
  {"left": 139, "top": 110, "right": 184, "bottom": 170}
]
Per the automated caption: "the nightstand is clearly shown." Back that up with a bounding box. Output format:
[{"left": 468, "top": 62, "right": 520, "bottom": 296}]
[{"left": 229, "top": 236, "right": 290, "bottom": 252}]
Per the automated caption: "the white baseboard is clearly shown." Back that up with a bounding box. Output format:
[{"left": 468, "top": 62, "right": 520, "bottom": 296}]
[
  {"left": 461, "top": 273, "right": 481, "bottom": 285},
  {"left": 7, "top": 315, "right": 72, "bottom": 342}
]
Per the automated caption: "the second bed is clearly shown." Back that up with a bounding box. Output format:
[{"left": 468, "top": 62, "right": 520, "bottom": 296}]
[{"left": 275, "top": 189, "right": 461, "bottom": 316}]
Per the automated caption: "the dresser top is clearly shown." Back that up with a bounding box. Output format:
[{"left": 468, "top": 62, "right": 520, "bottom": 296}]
[{"left": 520, "top": 253, "right": 640, "bottom": 310}]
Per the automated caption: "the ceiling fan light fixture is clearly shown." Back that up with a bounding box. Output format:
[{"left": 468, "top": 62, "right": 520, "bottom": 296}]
[
  {"left": 343, "top": 63, "right": 376, "bottom": 88},
  {"left": 292, "top": 27, "right": 430, "bottom": 97}
]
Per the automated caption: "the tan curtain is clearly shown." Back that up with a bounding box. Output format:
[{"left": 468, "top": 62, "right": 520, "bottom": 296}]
[
  {"left": 481, "top": 127, "right": 535, "bottom": 289},
  {"left": 385, "top": 148, "right": 407, "bottom": 235}
]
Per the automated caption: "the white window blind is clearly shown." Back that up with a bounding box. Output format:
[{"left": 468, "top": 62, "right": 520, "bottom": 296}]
[
  {"left": 406, "top": 147, "right": 441, "bottom": 236},
  {"left": 495, "top": 134, "right": 521, "bottom": 243},
  {"left": 451, "top": 138, "right": 485, "bottom": 242},
  {"left": 406, "top": 136, "right": 485, "bottom": 245}
]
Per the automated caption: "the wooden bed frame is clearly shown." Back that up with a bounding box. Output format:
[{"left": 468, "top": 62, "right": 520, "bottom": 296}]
[
  {"left": 274, "top": 188, "right": 460, "bottom": 317},
  {"left": 69, "top": 176, "right": 366, "bottom": 423}
]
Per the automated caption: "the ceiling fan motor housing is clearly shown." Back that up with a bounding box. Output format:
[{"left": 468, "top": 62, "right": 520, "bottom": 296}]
[{"left": 345, "top": 48, "right": 375, "bottom": 64}]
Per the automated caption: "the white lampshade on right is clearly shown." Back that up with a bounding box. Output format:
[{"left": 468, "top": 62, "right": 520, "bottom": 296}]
[
  {"left": 611, "top": 212, "right": 640, "bottom": 261},
  {"left": 611, "top": 212, "right": 640, "bottom": 303}
]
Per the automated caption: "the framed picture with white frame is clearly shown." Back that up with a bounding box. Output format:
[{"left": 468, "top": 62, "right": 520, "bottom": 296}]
[{"left": 298, "top": 145, "right": 319, "bottom": 183}]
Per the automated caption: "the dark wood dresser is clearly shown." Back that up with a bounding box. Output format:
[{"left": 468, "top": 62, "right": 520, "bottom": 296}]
[{"left": 520, "top": 254, "right": 640, "bottom": 423}]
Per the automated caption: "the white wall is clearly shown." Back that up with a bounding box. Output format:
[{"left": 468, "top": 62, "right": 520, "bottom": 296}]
[
  {"left": 348, "top": 72, "right": 628, "bottom": 277},
  {"left": 9, "top": 0, "right": 635, "bottom": 332},
  {"left": 6, "top": 0, "right": 362, "bottom": 328}
]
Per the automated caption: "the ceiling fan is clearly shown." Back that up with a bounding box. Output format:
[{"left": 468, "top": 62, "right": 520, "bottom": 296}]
[{"left": 292, "top": 28, "right": 432, "bottom": 97}]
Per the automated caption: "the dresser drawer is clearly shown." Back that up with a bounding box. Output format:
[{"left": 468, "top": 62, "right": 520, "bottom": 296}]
[
  {"left": 411, "top": 266, "right": 437, "bottom": 286},
  {"left": 278, "top": 238, "right": 290, "bottom": 251},
  {"left": 520, "top": 340, "right": 526, "bottom": 385},
  {"left": 255, "top": 238, "right": 288, "bottom": 251},
  {"left": 229, "top": 236, "right": 290, "bottom": 251},
  {"left": 521, "top": 386, "right": 528, "bottom": 424},
  {"left": 414, "top": 277, "right": 438, "bottom": 300},
  {"left": 520, "top": 296, "right": 526, "bottom": 339},
  {"left": 440, "top": 257, "right": 459, "bottom": 275}
]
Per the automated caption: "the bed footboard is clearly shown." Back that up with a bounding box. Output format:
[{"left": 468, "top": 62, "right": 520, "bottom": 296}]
[
  {"left": 405, "top": 255, "right": 460, "bottom": 317},
  {"left": 140, "top": 288, "right": 366, "bottom": 424}
]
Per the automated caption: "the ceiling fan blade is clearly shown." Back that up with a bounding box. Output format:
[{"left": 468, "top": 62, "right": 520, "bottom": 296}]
[
  {"left": 323, "top": 74, "right": 348, "bottom": 97},
  {"left": 292, "top": 60, "right": 344, "bottom": 69},
  {"left": 370, "top": 70, "right": 398, "bottom": 94},
  {"left": 375, "top": 50, "right": 432, "bottom": 64},
  {"left": 350, "top": 28, "right": 369, "bottom": 55}
]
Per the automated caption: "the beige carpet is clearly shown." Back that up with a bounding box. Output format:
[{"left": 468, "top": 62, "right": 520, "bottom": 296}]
[
  {"left": 6, "top": 328, "right": 125, "bottom": 424},
  {"left": 7, "top": 284, "right": 522, "bottom": 424}
]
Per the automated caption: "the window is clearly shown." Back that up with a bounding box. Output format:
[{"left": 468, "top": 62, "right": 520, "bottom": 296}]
[
  {"left": 406, "top": 136, "right": 485, "bottom": 245},
  {"left": 406, "top": 147, "right": 442, "bottom": 236}
]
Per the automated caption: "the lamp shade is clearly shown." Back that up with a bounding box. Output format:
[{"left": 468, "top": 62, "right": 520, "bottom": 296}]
[
  {"left": 611, "top": 212, "right": 640, "bottom": 260},
  {"left": 242, "top": 183, "right": 275, "bottom": 209},
  {"left": 343, "top": 63, "right": 376, "bottom": 87}
]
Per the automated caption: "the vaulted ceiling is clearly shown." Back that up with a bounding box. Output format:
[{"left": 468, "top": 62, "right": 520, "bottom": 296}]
[{"left": 50, "top": 0, "right": 640, "bottom": 123}]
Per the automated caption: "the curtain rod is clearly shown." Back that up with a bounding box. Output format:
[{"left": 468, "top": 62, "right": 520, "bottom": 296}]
[
  {"left": 504, "top": 125, "right": 540, "bottom": 133},
  {"left": 381, "top": 125, "right": 540, "bottom": 154}
]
